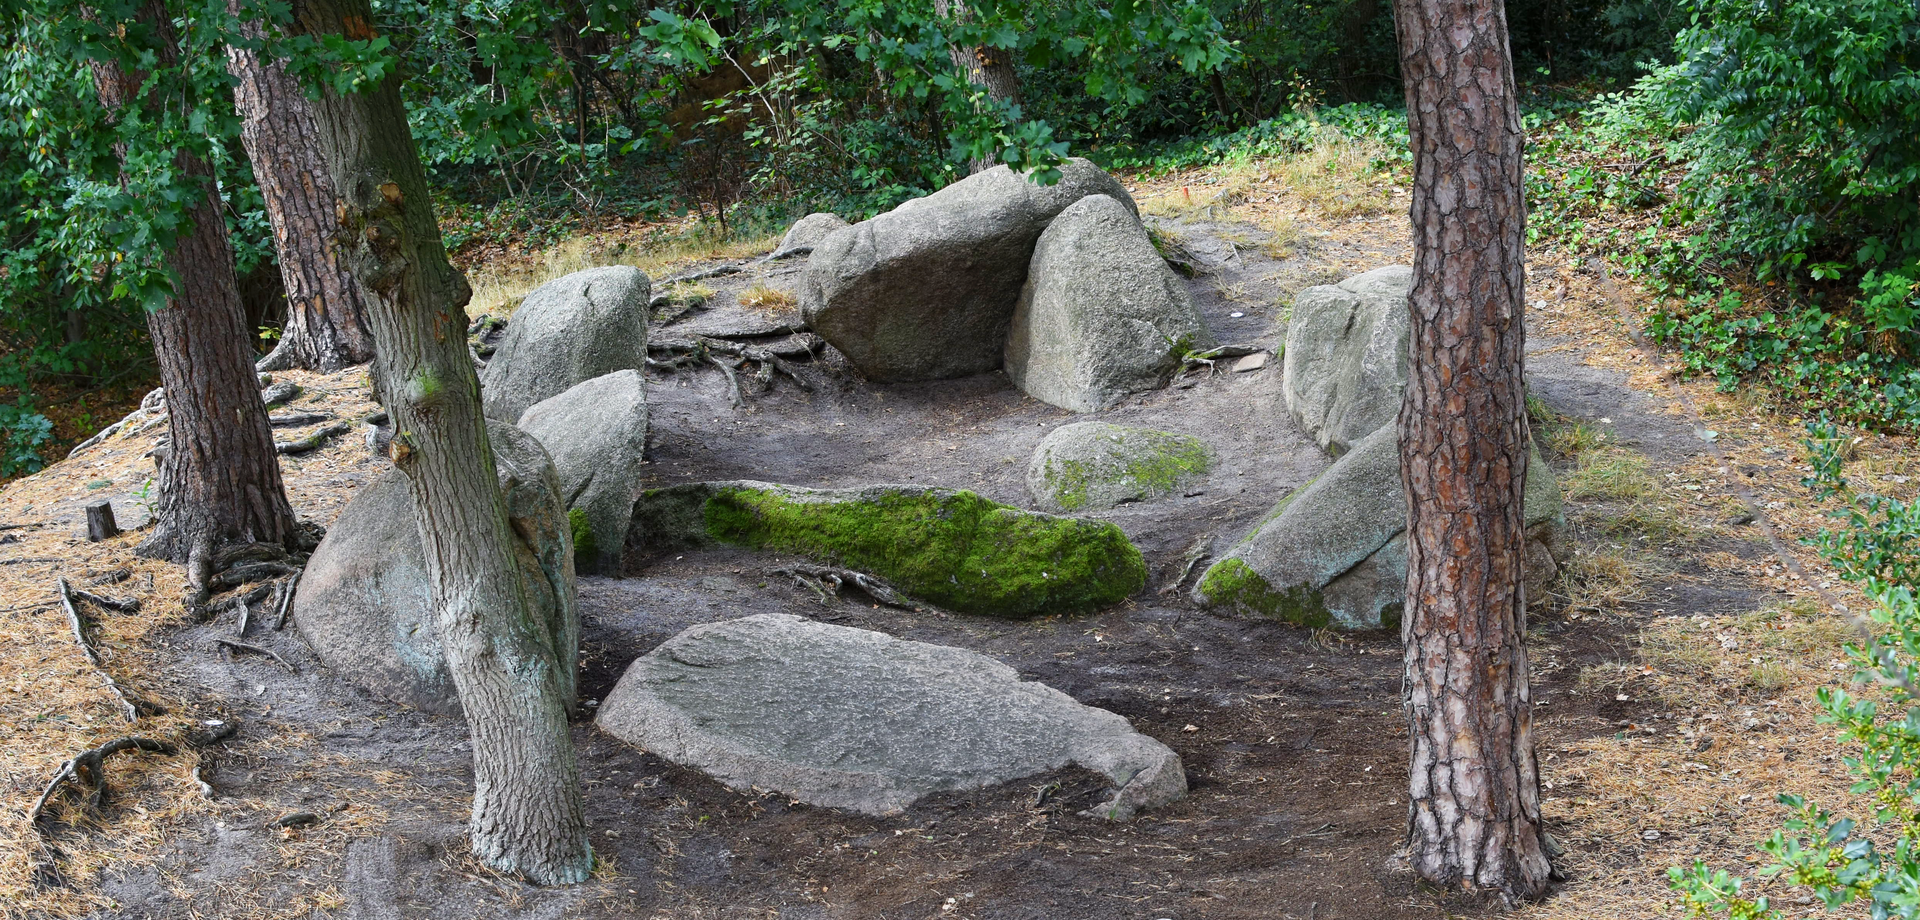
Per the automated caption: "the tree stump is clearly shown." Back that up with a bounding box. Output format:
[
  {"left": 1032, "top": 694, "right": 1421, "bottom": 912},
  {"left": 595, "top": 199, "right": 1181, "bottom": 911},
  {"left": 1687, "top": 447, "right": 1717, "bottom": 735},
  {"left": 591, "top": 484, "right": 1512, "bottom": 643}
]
[{"left": 85, "top": 501, "right": 119, "bottom": 543}]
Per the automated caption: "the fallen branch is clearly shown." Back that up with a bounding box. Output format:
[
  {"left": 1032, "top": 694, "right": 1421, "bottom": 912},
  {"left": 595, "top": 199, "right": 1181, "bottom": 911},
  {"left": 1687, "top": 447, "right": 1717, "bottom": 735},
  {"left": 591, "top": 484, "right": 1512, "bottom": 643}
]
[
  {"left": 57, "top": 579, "right": 141, "bottom": 723},
  {"left": 28, "top": 737, "right": 179, "bottom": 826},
  {"left": 214, "top": 638, "right": 296, "bottom": 672},
  {"left": 773, "top": 564, "right": 915, "bottom": 609}
]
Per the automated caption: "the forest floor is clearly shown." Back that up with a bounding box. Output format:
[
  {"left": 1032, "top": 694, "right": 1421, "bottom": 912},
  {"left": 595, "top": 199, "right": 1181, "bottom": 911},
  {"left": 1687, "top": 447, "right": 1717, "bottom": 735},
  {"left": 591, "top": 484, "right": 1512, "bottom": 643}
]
[{"left": 0, "top": 154, "right": 1902, "bottom": 920}]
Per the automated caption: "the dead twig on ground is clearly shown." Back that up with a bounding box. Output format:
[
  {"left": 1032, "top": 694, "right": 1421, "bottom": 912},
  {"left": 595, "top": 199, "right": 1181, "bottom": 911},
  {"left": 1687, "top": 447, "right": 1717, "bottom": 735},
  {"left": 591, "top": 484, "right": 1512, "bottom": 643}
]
[
  {"left": 1179, "top": 344, "right": 1262, "bottom": 376},
  {"left": 773, "top": 564, "right": 915, "bottom": 609},
  {"left": 57, "top": 578, "right": 142, "bottom": 723},
  {"left": 213, "top": 638, "right": 296, "bottom": 672}
]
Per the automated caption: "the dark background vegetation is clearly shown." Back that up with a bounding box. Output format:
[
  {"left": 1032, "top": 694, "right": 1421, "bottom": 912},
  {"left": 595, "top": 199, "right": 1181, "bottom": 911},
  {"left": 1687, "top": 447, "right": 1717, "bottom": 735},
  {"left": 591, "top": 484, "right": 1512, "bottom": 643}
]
[{"left": 4, "top": 0, "right": 1917, "bottom": 479}]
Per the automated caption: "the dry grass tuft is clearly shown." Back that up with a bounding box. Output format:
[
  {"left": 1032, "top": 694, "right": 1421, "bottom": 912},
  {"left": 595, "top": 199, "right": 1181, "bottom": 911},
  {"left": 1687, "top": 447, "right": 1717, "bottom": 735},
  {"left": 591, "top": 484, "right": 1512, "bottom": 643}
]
[
  {"left": 738, "top": 283, "right": 797, "bottom": 312},
  {"left": 1278, "top": 134, "right": 1394, "bottom": 219},
  {"left": 467, "top": 227, "right": 778, "bottom": 320}
]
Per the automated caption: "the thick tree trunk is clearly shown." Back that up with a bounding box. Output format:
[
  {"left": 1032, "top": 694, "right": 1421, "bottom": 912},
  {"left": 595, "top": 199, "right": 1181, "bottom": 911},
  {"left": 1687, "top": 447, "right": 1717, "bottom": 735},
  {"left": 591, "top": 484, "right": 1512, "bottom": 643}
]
[
  {"left": 225, "top": 2, "right": 377, "bottom": 373},
  {"left": 1393, "top": 0, "right": 1551, "bottom": 903},
  {"left": 288, "top": 0, "right": 592, "bottom": 885},
  {"left": 89, "top": 1, "right": 300, "bottom": 567},
  {"left": 932, "top": 0, "right": 1021, "bottom": 173}
]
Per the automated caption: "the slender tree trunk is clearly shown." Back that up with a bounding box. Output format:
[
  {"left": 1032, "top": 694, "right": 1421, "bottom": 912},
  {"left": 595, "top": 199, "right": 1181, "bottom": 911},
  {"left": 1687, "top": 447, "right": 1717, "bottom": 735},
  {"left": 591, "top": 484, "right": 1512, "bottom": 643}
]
[
  {"left": 225, "top": 1, "right": 377, "bottom": 373},
  {"left": 89, "top": 1, "right": 300, "bottom": 567},
  {"left": 931, "top": 0, "right": 1021, "bottom": 173},
  {"left": 1393, "top": 0, "right": 1551, "bottom": 903},
  {"left": 288, "top": 0, "right": 591, "bottom": 885}
]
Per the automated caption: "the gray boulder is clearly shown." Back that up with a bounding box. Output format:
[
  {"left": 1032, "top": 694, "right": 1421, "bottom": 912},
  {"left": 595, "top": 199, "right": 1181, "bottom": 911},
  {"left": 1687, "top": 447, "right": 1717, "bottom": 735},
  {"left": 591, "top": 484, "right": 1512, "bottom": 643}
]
[
  {"left": 800, "top": 159, "right": 1137, "bottom": 382},
  {"left": 1027, "top": 422, "right": 1212, "bottom": 513},
  {"left": 1005, "top": 195, "right": 1215, "bottom": 412},
  {"left": 292, "top": 421, "right": 579, "bottom": 715},
  {"left": 1282, "top": 266, "right": 1413, "bottom": 455},
  {"left": 517, "top": 369, "right": 649, "bottom": 574},
  {"left": 1194, "top": 425, "right": 1565, "bottom": 629},
  {"left": 629, "top": 480, "right": 1146, "bottom": 619},
  {"left": 481, "top": 266, "right": 651, "bottom": 422},
  {"left": 597, "top": 613, "right": 1186, "bottom": 818},
  {"left": 779, "top": 212, "right": 849, "bottom": 250}
]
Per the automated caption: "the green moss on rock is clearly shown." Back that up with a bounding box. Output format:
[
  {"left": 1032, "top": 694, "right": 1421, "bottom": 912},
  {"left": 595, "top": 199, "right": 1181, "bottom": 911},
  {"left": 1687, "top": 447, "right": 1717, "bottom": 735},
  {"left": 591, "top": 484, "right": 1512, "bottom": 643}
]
[
  {"left": 568, "top": 507, "right": 598, "bottom": 570},
  {"left": 702, "top": 486, "right": 1145, "bottom": 618},
  {"left": 1194, "top": 558, "right": 1331, "bottom": 628},
  {"left": 1030, "top": 424, "right": 1213, "bottom": 514}
]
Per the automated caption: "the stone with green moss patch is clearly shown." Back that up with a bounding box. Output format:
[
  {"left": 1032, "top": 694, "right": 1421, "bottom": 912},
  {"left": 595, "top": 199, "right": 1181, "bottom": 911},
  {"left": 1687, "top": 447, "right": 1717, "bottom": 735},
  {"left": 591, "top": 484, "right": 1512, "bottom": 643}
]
[
  {"left": 1026, "top": 422, "right": 1213, "bottom": 514},
  {"left": 1193, "top": 559, "right": 1332, "bottom": 628},
  {"left": 630, "top": 481, "right": 1146, "bottom": 618}
]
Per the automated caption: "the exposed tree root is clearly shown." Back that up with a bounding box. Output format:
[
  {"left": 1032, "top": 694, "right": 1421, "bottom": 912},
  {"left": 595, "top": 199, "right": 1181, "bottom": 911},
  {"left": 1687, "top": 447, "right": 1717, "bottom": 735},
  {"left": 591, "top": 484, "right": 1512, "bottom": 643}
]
[
  {"left": 773, "top": 564, "right": 916, "bottom": 609},
  {"left": 29, "top": 737, "right": 179, "bottom": 826},
  {"left": 56, "top": 578, "right": 147, "bottom": 723},
  {"left": 1179, "top": 344, "right": 1263, "bottom": 376},
  {"left": 272, "top": 570, "right": 301, "bottom": 630}
]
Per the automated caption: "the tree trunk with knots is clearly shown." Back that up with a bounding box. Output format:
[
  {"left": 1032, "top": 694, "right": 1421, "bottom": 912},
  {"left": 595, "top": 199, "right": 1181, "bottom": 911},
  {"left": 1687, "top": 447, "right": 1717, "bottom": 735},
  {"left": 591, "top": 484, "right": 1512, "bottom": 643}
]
[
  {"left": 288, "top": 0, "right": 592, "bottom": 886},
  {"left": 1393, "top": 0, "right": 1552, "bottom": 903},
  {"left": 88, "top": 0, "right": 300, "bottom": 567},
  {"left": 225, "top": 1, "right": 377, "bottom": 373},
  {"left": 932, "top": 0, "right": 1021, "bottom": 173}
]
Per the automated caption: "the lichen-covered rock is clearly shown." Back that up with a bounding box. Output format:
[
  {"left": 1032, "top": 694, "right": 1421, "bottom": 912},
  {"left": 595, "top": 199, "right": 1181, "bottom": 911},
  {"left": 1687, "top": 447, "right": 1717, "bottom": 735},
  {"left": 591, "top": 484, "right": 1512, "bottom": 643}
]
[
  {"left": 1026, "top": 422, "right": 1212, "bottom": 513},
  {"left": 597, "top": 613, "right": 1185, "bottom": 818},
  {"left": 630, "top": 481, "right": 1146, "bottom": 618},
  {"left": 1193, "top": 425, "right": 1565, "bottom": 629},
  {"left": 1005, "top": 196, "right": 1215, "bottom": 412},
  {"left": 516, "top": 369, "right": 649, "bottom": 574},
  {"left": 779, "top": 212, "right": 849, "bottom": 250},
  {"left": 481, "top": 266, "right": 651, "bottom": 422},
  {"left": 292, "top": 421, "right": 578, "bottom": 714},
  {"left": 800, "top": 159, "right": 1136, "bottom": 382},
  {"left": 1282, "top": 266, "right": 1413, "bottom": 455}
]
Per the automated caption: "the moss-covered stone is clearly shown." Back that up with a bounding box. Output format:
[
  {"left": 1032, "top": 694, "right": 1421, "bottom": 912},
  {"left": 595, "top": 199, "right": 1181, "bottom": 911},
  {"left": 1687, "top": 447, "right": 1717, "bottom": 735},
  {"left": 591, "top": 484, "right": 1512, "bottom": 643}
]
[
  {"left": 631, "top": 480, "right": 1146, "bottom": 618},
  {"left": 1193, "top": 558, "right": 1332, "bottom": 628},
  {"left": 1028, "top": 422, "right": 1213, "bottom": 514}
]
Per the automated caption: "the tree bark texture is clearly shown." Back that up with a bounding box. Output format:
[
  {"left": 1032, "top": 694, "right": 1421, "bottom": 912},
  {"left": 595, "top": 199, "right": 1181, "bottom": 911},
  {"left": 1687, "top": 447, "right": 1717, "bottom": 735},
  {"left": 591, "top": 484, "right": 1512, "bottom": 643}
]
[
  {"left": 288, "top": 0, "right": 591, "bottom": 885},
  {"left": 89, "top": 1, "right": 300, "bottom": 566},
  {"left": 225, "top": 1, "right": 377, "bottom": 373},
  {"left": 1393, "top": 0, "right": 1551, "bottom": 902},
  {"left": 931, "top": 0, "right": 1021, "bottom": 173}
]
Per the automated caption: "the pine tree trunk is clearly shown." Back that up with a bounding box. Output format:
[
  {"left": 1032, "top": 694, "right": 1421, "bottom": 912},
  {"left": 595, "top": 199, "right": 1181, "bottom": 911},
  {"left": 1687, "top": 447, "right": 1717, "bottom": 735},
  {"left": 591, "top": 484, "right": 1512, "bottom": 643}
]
[
  {"left": 1393, "top": 0, "right": 1551, "bottom": 902},
  {"left": 288, "top": 0, "right": 592, "bottom": 885},
  {"left": 225, "top": 2, "right": 376, "bottom": 373},
  {"left": 88, "top": 1, "right": 300, "bottom": 567},
  {"left": 932, "top": 0, "right": 1021, "bottom": 173}
]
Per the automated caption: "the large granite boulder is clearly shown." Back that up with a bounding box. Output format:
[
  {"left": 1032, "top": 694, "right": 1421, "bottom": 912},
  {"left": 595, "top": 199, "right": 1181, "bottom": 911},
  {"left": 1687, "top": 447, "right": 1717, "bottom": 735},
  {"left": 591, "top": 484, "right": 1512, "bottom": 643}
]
[
  {"left": 597, "top": 613, "right": 1186, "bottom": 819},
  {"left": 481, "top": 266, "right": 651, "bottom": 422},
  {"left": 517, "top": 369, "right": 649, "bottom": 574},
  {"left": 800, "top": 159, "right": 1136, "bottom": 382},
  {"left": 292, "top": 421, "right": 579, "bottom": 715},
  {"left": 1005, "top": 195, "right": 1215, "bottom": 412},
  {"left": 1194, "top": 425, "right": 1566, "bottom": 630},
  {"left": 1282, "top": 266, "right": 1413, "bottom": 455},
  {"left": 1026, "top": 422, "right": 1212, "bottom": 514},
  {"left": 629, "top": 481, "right": 1145, "bottom": 618},
  {"left": 779, "top": 212, "right": 849, "bottom": 250}
]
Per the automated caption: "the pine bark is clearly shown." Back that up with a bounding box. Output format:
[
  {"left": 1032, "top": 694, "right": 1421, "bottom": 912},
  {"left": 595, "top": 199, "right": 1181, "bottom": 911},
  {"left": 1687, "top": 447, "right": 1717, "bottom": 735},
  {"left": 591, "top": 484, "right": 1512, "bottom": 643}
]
[
  {"left": 932, "top": 0, "right": 1021, "bottom": 173},
  {"left": 287, "top": 0, "right": 591, "bottom": 885},
  {"left": 224, "top": 2, "right": 376, "bottom": 373},
  {"left": 89, "top": 0, "right": 300, "bottom": 566},
  {"left": 1393, "top": 0, "right": 1551, "bottom": 902}
]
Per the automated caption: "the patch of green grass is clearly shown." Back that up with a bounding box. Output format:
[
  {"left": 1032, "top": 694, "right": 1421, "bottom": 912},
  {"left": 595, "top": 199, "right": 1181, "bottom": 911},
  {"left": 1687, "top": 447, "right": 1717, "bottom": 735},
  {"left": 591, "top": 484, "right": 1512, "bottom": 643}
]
[{"left": 1565, "top": 452, "right": 1661, "bottom": 501}]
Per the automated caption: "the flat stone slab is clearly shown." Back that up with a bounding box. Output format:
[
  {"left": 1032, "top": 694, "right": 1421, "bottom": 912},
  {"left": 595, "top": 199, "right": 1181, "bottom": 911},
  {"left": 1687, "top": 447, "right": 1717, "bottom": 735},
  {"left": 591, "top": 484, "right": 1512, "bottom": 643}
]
[{"left": 596, "top": 613, "right": 1187, "bottom": 819}]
